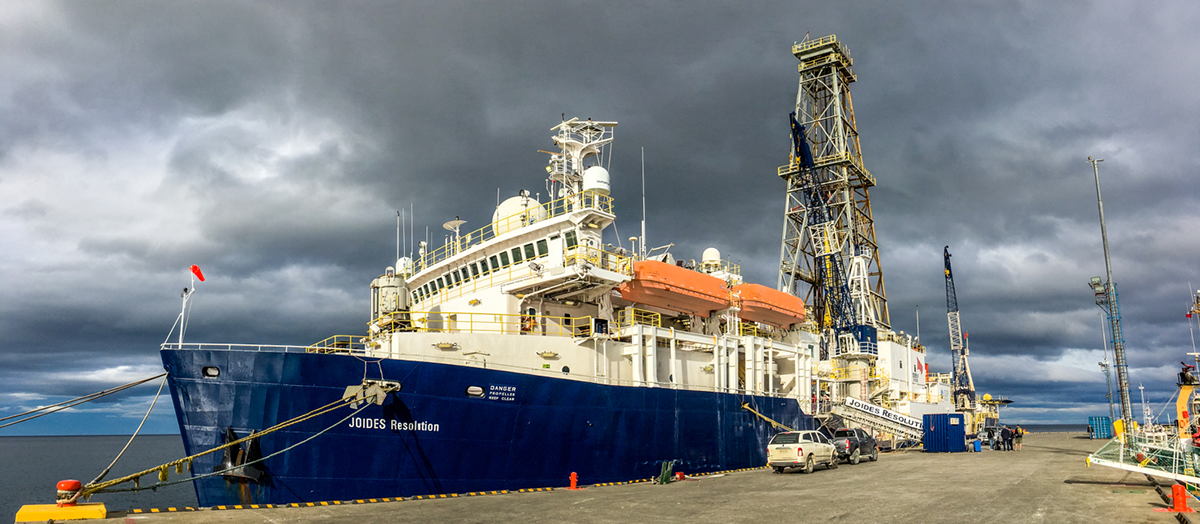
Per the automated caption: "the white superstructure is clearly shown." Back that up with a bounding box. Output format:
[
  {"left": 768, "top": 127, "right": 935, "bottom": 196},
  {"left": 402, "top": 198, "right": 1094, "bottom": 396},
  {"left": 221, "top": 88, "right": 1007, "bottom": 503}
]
[{"left": 333, "top": 118, "right": 822, "bottom": 410}]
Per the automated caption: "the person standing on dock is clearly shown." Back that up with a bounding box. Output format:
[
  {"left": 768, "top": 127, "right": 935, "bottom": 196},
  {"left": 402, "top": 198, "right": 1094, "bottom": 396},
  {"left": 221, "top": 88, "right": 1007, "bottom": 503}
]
[
  {"left": 1014, "top": 426, "right": 1023, "bottom": 451},
  {"left": 1001, "top": 426, "right": 1012, "bottom": 451}
]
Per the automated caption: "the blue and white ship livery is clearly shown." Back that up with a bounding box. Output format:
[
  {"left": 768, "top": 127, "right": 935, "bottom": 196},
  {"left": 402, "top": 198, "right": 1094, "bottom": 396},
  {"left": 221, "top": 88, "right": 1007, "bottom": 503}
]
[{"left": 161, "top": 118, "right": 826, "bottom": 507}]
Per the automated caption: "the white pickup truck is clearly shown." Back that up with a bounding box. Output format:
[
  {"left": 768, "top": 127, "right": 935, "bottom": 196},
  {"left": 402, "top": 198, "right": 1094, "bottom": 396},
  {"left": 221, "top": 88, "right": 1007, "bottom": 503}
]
[{"left": 767, "top": 430, "right": 839, "bottom": 474}]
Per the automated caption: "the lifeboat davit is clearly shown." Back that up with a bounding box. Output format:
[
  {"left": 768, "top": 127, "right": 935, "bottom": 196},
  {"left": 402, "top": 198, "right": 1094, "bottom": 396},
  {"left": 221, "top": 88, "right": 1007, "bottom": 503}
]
[
  {"left": 617, "top": 260, "right": 729, "bottom": 317},
  {"left": 733, "top": 283, "right": 805, "bottom": 328}
]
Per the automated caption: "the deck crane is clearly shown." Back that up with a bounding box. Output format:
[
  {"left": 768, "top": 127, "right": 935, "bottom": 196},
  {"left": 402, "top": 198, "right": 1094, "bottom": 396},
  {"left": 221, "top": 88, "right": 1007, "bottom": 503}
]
[
  {"left": 788, "top": 113, "right": 873, "bottom": 357},
  {"left": 944, "top": 246, "right": 976, "bottom": 412}
]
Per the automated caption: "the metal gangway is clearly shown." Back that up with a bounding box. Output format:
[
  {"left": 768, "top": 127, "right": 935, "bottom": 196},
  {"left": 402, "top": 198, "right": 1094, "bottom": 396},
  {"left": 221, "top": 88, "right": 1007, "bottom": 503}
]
[{"left": 828, "top": 399, "right": 925, "bottom": 442}]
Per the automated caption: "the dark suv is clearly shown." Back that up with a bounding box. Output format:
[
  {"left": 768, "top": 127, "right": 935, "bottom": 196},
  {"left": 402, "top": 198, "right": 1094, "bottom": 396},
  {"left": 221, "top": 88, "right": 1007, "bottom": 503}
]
[{"left": 832, "top": 428, "right": 879, "bottom": 464}]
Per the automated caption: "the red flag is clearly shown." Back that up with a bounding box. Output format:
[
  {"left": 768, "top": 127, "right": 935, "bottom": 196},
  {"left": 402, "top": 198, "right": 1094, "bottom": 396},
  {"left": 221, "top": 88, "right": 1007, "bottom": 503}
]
[{"left": 190, "top": 265, "right": 205, "bottom": 282}]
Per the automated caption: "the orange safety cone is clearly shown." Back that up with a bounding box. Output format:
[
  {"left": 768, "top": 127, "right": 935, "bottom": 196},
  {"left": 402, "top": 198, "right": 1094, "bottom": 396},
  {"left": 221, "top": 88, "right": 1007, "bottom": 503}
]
[{"left": 1154, "top": 484, "right": 1196, "bottom": 513}]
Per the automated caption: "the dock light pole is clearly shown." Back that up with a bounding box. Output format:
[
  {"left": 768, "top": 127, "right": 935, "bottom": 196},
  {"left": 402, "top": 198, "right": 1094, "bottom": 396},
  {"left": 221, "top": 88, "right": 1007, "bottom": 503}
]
[
  {"left": 1098, "top": 359, "right": 1115, "bottom": 422},
  {"left": 1088, "top": 156, "right": 1131, "bottom": 430}
]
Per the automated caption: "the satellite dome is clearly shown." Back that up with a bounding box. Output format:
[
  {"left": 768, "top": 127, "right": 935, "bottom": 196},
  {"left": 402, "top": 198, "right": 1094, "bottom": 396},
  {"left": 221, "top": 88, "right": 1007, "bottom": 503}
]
[
  {"left": 582, "top": 166, "right": 611, "bottom": 195},
  {"left": 492, "top": 193, "right": 546, "bottom": 235},
  {"left": 701, "top": 247, "right": 721, "bottom": 263}
]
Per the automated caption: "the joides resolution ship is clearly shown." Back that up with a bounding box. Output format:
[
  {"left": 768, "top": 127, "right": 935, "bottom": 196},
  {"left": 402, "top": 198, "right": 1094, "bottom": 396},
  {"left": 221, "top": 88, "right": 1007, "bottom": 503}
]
[{"left": 162, "top": 118, "right": 830, "bottom": 506}]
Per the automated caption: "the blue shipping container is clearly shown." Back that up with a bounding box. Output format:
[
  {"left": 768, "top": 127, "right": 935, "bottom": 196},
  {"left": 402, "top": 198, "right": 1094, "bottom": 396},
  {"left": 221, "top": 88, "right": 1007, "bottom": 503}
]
[
  {"left": 1088, "top": 416, "right": 1113, "bottom": 439},
  {"left": 923, "top": 413, "right": 967, "bottom": 453}
]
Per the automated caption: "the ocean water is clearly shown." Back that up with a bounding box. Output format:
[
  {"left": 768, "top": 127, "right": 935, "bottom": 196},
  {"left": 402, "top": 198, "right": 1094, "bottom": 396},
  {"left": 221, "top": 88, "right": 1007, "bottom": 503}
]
[
  {"left": 0, "top": 434, "right": 197, "bottom": 520},
  {"left": 1013, "top": 424, "right": 1088, "bottom": 433}
]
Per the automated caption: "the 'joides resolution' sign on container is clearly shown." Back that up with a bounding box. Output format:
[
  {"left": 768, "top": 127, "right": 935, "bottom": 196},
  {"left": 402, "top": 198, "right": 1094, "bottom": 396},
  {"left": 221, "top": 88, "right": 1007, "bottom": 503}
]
[{"left": 844, "top": 396, "right": 924, "bottom": 432}]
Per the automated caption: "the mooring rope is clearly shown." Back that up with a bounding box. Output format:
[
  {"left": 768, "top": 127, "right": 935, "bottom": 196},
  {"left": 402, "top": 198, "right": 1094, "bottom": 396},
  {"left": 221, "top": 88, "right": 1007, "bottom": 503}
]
[
  {"left": 89, "top": 374, "right": 169, "bottom": 485},
  {"left": 0, "top": 373, "right": 167, "bottom": 429},
  {"left": 92, "top": 401, "right": 376, "bottom": 494},
  {"left": 80, "top": 383, "right": 398, "bottom": 498},
  {"left": 740, "top": 402, "right": 796, "bottom": 432}
]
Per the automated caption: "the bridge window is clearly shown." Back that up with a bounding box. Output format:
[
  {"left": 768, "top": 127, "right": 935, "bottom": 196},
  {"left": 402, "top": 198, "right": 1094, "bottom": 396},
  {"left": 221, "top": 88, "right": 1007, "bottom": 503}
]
[
  {"left": 565, "top": 231, "right": 577, "bottom": 249},
  {"left": 511, "top": 247, "right": 523, "bottom": 263},
  {"left": 489, "top": 255, "right": 500, "bottom": 272},
  {"left": 524, "top": 243, "right": 536, "bottom": 260},
  {"left": 470, "top": 263, "right": 479, "bottom": 277},
  {"left": 499, "top": 252, "right": 510, "bottom": 267},
  {"left": 536, "top": 239, "right": 548, "bottom": 257}
]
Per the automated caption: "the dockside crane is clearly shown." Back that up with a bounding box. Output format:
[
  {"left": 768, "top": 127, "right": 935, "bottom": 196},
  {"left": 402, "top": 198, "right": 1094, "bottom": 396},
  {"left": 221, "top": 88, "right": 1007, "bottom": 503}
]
[
  {"left": 944, "top": 246, "right": 977, "bottom": 412},
  {"left": 787, "top": 113, "right": 861, "bottom": 355}
]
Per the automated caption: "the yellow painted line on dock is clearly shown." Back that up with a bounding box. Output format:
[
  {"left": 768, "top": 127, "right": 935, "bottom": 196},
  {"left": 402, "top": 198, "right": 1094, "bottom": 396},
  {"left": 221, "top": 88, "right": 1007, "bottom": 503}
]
[{"left": 126, "top": 470, "right": 768, "bottom": 515}]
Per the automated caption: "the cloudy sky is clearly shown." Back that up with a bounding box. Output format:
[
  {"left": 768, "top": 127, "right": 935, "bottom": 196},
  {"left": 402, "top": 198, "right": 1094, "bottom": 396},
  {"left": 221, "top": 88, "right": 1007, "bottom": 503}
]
[{"left": 1, "top": 0, "right": 1198, "bottom": 435}]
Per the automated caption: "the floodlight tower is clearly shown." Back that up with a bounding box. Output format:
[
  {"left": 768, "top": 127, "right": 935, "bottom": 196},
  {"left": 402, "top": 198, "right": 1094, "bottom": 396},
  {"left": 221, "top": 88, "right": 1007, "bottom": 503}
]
[{"left": 777, "top": 35, "right": 890, "bottom": 337}]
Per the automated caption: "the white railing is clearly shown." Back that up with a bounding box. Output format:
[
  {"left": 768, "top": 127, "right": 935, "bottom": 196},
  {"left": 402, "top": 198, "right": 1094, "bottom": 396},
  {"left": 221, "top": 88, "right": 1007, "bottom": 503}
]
[{"left": 161, "top": 343, "right": 808, "bottom": 401}]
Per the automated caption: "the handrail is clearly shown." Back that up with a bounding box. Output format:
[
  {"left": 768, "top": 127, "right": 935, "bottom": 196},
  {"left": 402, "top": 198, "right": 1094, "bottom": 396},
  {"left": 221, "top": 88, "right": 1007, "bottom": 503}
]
[
  {"left": 699, "top": 258, "right": 742, "bottom": 278},
  {"left": 365, "top": 310, "right": 593, "bottom": 339},
  {"left": 161, "top": 342, "right": 311, "bottom": 353},
  {"left": 792, "top": 35, "right": 838, "bottom": 55},
  {"left": 161, "top": 343, "right": 807, "bottom": 399},
  {"left": 307, "top": 335, "right": 367, "bottom": 354},
  {"left": 416, "top": 190, "right": 614, "bottom": 271},
  {"left": 618, "top": 308, "right": 661, "bottom": 329},
  {"left": 566, "top": 244, "right": 633, "bottom": 275}
]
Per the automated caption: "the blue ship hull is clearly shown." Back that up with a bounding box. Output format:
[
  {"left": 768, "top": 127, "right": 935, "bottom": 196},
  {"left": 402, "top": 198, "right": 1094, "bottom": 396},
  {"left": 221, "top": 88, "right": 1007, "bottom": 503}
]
[{"left": 161, "top": 347, "right": 815, "bottom": 507}]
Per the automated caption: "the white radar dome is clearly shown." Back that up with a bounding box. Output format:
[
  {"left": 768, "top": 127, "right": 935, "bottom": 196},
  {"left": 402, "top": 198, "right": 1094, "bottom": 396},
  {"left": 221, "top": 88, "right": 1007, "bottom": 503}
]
[
  {"left": 492, "top": 193, "right": 547, "bottom": 235},
  {"left": 582, "top": 166, "right": 611, "bottom": 195},
  {"left": 396, "top": 257, "right": 413, "bottom": 275},
  {"left": 701, "top": 247, "right": 721, "bottom": 263}
]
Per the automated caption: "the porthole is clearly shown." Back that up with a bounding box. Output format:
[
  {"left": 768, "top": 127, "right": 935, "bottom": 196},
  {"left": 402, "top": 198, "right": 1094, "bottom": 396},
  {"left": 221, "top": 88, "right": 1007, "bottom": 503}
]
[
  {"left": 466, "top": 386, "right": 485, "bottom": 398},
  {"left": 561, "top": 366, "right": 570, "bottom": 375},
  {"left": 202, "top": 366, "right": 220, "bottom": 378}
]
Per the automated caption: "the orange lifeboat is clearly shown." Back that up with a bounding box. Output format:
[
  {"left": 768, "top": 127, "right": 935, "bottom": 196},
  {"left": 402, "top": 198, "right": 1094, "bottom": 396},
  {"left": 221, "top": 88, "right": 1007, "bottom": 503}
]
[
  {"left": 617, "top": 260, "right": 729, "bottom": 317},
  {"left": 733, "top": 283, "right": 805, "bottom": 328}
]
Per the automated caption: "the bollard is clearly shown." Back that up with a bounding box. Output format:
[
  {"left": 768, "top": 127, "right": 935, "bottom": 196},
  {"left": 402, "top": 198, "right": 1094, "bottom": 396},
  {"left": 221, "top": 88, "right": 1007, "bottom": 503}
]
[
  {"left": 1154, "top": 484, "right": 1196, "bottom": 513},
  {"left": 56, "top": 480, "right": 82, "bottom": 507},
  {"left": 566, "top": 472, "right": 584, "bottom": 490}
]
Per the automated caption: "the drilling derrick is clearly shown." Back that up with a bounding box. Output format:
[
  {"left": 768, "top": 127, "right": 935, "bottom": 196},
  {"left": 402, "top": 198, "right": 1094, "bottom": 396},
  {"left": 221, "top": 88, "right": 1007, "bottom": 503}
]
[{"left": 777, "top": 35, "right": 890, "bottom": 354}]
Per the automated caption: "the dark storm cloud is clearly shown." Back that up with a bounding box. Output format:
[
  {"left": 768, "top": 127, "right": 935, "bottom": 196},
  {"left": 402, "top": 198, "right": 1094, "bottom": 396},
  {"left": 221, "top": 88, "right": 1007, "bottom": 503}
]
[{"left": 1, "top": 0, "right": 1198, "bottom": 433}]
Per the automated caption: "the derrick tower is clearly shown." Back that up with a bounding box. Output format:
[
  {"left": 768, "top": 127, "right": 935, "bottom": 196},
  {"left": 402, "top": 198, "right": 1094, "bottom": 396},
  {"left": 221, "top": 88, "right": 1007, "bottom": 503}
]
[{"left": 777, "top": 35, "right": 890, "bottom": 335}]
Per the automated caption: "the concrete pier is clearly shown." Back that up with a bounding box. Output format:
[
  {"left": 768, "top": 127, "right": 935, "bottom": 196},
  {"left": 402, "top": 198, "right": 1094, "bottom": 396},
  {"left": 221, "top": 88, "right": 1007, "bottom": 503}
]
[{"left": 80, "top": 433, "right": 1182, "bottom": 524}]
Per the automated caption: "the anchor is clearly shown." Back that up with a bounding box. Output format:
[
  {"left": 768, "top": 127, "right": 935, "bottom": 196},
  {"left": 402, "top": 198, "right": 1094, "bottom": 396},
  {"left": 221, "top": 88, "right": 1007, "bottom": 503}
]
[{"left": 215, "top": 427, "right": 264, "bottom": 482}]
